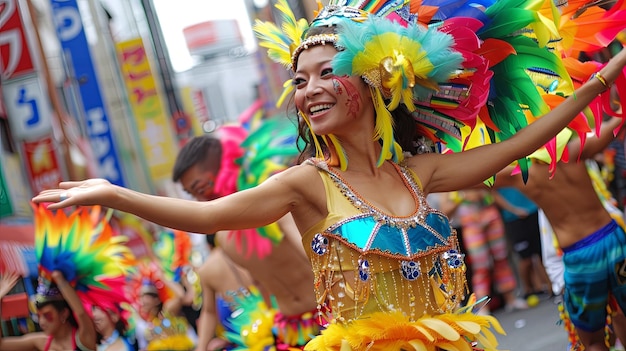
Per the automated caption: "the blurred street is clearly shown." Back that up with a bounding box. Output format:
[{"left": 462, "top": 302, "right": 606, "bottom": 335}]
[{"left": 492, "top": 297, "right": 568, "bottom": 351}]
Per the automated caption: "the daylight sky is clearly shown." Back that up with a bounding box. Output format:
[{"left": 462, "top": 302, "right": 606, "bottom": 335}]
[{"left": 152, "top": 0, "right": 258, "bottom": 72}]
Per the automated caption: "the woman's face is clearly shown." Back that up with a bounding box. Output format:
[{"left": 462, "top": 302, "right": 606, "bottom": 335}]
[
  {"left": 139, "top": 293, "right": 160, "bottom": 317},
  {"left": 294, "top": 44, "right": 372, "bottom": 136},
  {"left": 37, "top": 305, "right": 67, "bottom": 334},
  {"left": 91, "top": 307, "right": 112, "bottom": 334},
  {"left": 179, "top": 164, "right": 218, "bottom": 201}
]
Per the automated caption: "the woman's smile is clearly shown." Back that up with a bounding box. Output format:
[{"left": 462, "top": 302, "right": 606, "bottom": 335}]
[{"left": 308, "top": 103, "right": 335, "bottom": 120}]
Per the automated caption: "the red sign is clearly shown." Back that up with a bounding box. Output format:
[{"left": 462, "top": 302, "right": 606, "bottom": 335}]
[
  {"left": 182, "top": 21, "right": 218, "bottom": 50},
  {"left": 182, "top": 20, "right": 242, "bottom": 57},
  {"left": 22, "top": 136, "right": 63, "bottom": 194},
  {"left": 0, "top": 0, "right": 35, "bottom": 79}
]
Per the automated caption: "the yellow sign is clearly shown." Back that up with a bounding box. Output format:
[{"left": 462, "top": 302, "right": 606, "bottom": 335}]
[{"left": 116, "top": 38, "right": 178, "bottom": 181}]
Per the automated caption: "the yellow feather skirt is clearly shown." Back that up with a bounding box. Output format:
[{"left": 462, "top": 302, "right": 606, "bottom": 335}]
[{"left": 304, "top": 310, "right": 506, "bottom": 351}]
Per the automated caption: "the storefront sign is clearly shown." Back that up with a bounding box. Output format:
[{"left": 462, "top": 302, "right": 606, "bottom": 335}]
[
  {"left": 3, "top": 76, "right": 52, "bottom": 139},
  {"left": 0, "top": 165, "right": 13, "bottom": 218},
  {"left": 116, "top": 38, "right": 177, "bottom": 181},
  {"left": 0, "top": 0, "right": 35, "bottom": 79},
  {"left": 22, "top": 136, "right": 63, "bottom": 194},
  {"left": 50, "top": 0, "right": 125, "bottom": 186}
]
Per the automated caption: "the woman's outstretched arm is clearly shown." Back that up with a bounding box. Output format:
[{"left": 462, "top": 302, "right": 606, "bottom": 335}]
[
  {"left": 418, "top": 47, "right": 626, "bottom": 194},
  {"left": 32, "top": 163, "right": 309, "bottom": 236}
]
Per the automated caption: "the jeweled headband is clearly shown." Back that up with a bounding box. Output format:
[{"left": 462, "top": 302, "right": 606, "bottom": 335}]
[
  {"left": 36, "top": 279, "right": 64, "bottom": 304},
  {"left": 290, "top": 33, "right": 339, "bottom": 71}
]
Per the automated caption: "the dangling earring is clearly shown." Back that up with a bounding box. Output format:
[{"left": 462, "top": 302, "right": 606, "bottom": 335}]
[{"left": 414, "top": 136, "right": 432, "bottom": 155}]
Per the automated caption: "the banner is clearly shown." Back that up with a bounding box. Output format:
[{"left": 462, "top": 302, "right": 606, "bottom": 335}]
[
  {"left": 50, "top": 0, "right": 125, "bottom": 186},
  {"left": 3, "top": 76, "right": 53, "bottom": 140},
  {"left": 181, "top": 86, "right": 211, "bottom": 135},
  {"left": 116, "top": 38, "right": 177, "bottom": 181},
  {"left": 0, "top": 165, "right": 13, "bottom": 218},
  {"left": 0, "top": 0, "right": 35, "bottom": 80},
  {"left": 22, "top": 136, "right": 63, "bottom": 194}
]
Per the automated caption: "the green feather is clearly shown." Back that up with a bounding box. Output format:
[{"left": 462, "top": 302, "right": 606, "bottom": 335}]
[{"left": 480, "top": 8, "right": 537, "bottom": 39}]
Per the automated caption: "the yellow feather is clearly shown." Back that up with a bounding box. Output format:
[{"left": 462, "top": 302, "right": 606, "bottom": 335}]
[
  {"left": 276, "top": 80, "right": 294, "bottom": 107},
  {"left": 453, "top": 320, "right": 482, "bottom": 334},
  {"left": 438, "top": 342, "right": 461, "bottom": 351},
  {"left": 420, "top": 318, "right": 461, "bottom": 341},
  {"left": 340, "top": 340, "right": 352, "bottom": 351},
  {"left": 328, "top": 134, "right": 348, "bottom": 170},
  {"left": 408, "top": 339, "right": 427, "bottom": 351},
  {"left": 477, "top": 327, "right": 499, "bottom": 350},
  {"left": 275, "top": 0, "right": 305, "bottom": 44},
  {"left": 448, "top": 338, "right": 474, "bottom": 351},
  {"left": 483, "top": 315, "right": 506, "bottom": 335},
  {"left": 299, "top": 110, "right": 325, "bottom": 160},
  {"left": 372, "top": 88, "right": 395, "bottom": 167},
  {"left": 413, "top": 325, "right": 436, "bottom": 341}
]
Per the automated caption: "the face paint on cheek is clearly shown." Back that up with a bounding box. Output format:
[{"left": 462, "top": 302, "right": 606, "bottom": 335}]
[
  {"left": 38, "top": 311, "right": 54, "bottom": 323},
  {"left": 333, "top": 77, "right": 361, "bottom": 119},
  {"left": 332, "top": 80, "right": 343, "bottom": 95}
]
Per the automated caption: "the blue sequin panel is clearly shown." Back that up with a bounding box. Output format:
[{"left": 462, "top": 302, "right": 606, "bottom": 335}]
[{"left": 329, "top": 212, "right": 452, "bottom": 256}]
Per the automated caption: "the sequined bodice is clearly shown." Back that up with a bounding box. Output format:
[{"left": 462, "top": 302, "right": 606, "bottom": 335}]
[{"left": 302, "top": 159, "right": 467, "bottom": 324}]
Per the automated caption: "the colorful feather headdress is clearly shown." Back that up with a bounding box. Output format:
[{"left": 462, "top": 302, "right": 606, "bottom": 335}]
[
  {"left": 214, "top": 124, "right": 276, "bottom": 258},
  {"left": 153, "top": 228, "right": 192, "bottom": 283},
  {"left": 237, "top": 116, "right": 302, "bottom": 244},
  {"left": 34, "top": 204, "right": 135, "bottom": 314},
  {"left": 255, "top": 0, "right": 626, "bottom": 178},
  {"left": 255, "top": 0, "right": 468, "bottom": 169},
  {"left": 129, "top": 261, "right": 174, "bottom": 307}
]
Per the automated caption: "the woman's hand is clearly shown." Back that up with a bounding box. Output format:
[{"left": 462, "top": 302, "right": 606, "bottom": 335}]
[
  {"left": 0, "top": 272, "right": 20, "bottom": 298},
  {"left": 51, "top": 270, "right": 66, "bottom": 284},
  {"left": 32, "top": 179, "right": 115, "bottom": 210}
]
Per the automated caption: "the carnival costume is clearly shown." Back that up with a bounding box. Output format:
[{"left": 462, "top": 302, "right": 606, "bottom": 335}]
[
  {"left": 253, "top": 0, "right": 626, "bottom": 349},
  {"left": 34, "top": 205, "right": 135, "bottom": 350},
  {"left": 129, "top": 262, "right": 195, "bottom": 351},
  {"left": 43, "top": 328, "right": 91, "bottom": 351},
  {"left": 35, "top": 204, "right": 134, "bottom": 315},
  {"left": 216, "top": 124, "right": 276, "bottom": 258},
  {"left": 237, "top": 116, "right": 302, "bottom": 245},
  {"left": 531, "top": 142, "right": 626, "bottom": 350},
  {"left": 153, "top": 228, "right": 192, "bottom": 283},
  {"left": 302, "top": 158, "right": 499, "bottom": 350}
]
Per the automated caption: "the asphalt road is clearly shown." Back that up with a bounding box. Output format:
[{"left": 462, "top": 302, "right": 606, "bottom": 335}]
[{"left": 492, "top": 297, "right": 569, "bottom": 351}]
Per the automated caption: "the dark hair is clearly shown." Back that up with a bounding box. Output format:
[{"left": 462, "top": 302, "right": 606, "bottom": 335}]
[
  {"left": 293, "top": 25, "right": 342, "bottom": 164},
  {"left": 292, "top": 25, "right": 420, "bottom": 163},
  {"left": 36, "top": 299, "right": 78, "bottom": 328},
  {"left": 172, "top": 135, "right": 222, "bottom": 182},
  {"left": 206, "top": 234, "right": 216, "bottom": 248}
]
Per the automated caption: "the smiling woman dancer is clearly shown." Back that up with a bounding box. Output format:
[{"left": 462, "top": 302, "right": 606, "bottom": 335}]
[{"left": 33, "top": 0, "right": 626, "bottom": 349}]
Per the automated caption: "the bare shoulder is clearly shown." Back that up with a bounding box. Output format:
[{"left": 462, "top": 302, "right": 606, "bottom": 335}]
[
  {"left": 270, "top": 161, "right": 327, "bottom": 230},
  {"left": 196, "top": 251, "right": 223, "bottom": 284},
  {"left": 267, "top": 162, "right": 324, "bottom": 198},
  {"left": 270, "top": 162, "right": 320, "bottom": 184}
]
